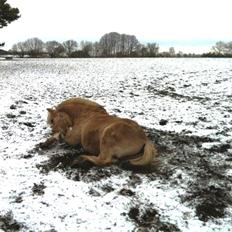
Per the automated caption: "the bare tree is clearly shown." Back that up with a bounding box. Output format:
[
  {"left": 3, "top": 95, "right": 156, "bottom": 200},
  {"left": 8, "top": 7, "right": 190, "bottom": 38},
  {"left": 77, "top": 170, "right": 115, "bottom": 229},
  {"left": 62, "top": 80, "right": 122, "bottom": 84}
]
[
  {"left": 225, "top": 41, "right": 232, "bottom": 55},
  {"left": 92, "top": 42, "right": 101, "bottom": 57},
  {"left": 63, "top": 40, "right": 78, "bottom": 57},
  {"left": 45, "top": 41, "right": 64, "bottom": 57},
  {"left": 146, "top": 43, "right": 159, "bottom": 57},
  {"left": 212, "top": 41, "right": 227, "bottom": 55},
  {"left": 128, "top": 35, "right": 139, "bottom": 55},
  {"left": 169, "top": 47, "right": 175, "bottom": 56},
  {"left": 24, "top": 38, "right": 44, "bottom": 57},
  {"left": 99, "top": 32, "right": 139, "bottom": 57},
  {"left": 79, "top": 41, "right": 93, "bottom": 57},
  {"left": 119, "top": 34, "right": 126, "bottom": 56},
  {"left": 140, "top": 45, "right": 148, "bottom": 57},
  {"left": 99, "top": 33, "right": 112, "bottom": 56},
  {"left": 12, "top": 42, "right": 26, "bottom": 57}
]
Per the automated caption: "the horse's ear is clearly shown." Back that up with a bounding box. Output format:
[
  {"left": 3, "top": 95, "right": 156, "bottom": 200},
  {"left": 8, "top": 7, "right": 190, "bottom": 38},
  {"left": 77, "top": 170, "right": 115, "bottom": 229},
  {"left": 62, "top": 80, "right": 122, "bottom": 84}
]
[{"left": 47, "top": 108, "right": 56, "bottom": 115}]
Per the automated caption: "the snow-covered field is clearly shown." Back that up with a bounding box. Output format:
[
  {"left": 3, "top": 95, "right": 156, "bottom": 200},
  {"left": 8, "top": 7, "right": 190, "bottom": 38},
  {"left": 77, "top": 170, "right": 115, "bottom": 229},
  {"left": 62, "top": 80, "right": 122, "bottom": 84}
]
[{"left": 0, "top": 58, "right": 232, "bottom": 231}]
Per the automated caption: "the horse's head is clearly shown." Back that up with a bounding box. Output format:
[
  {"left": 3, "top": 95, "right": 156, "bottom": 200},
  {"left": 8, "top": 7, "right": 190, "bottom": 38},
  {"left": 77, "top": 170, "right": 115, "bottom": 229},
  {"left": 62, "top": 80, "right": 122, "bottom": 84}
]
[{"left": 47, "top": 108, "right": 72, "bottom": 135}]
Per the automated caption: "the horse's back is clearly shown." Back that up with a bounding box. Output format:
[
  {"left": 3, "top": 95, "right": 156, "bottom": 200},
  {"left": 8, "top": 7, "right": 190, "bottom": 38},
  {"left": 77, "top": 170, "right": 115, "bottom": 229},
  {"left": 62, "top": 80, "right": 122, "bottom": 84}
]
[
  {"left": 82, "top": 114, "right": 146, "bottom": 143},
  {"left": 80, "top": 114, "right": 146, "bottom": 155}
]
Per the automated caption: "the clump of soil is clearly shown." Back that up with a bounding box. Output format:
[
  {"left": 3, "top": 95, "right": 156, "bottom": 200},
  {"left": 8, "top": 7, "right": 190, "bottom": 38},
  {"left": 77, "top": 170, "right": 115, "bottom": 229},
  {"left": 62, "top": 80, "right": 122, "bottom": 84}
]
[
  {"left": 128, "top": 206, "right": 180, "bottom": 231},
  {"left": 0, "top": 212, "right": 22, "bottom": 231},
  {"left": 119, "top": 188, "right": 135, "bottom": 197},
  {"left": 32, "top": 182, "right": 46, "bottom": 195}
]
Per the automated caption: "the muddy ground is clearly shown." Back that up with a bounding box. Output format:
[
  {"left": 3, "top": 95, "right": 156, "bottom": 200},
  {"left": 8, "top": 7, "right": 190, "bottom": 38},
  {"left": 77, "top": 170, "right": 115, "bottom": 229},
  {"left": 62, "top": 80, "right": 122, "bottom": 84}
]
[
  {"left": 38, "top": 128, "right": 231, "bottom": 225},
  {"left": 2, "top": 125, "right": 229, "bottom": 231}
]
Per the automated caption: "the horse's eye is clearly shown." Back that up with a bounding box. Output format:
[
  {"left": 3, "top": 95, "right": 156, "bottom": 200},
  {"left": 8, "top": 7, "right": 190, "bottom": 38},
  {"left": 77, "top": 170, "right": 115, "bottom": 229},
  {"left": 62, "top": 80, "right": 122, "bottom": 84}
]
[{"left": 51, "top": 119, "right": 54, "bottom": 124}]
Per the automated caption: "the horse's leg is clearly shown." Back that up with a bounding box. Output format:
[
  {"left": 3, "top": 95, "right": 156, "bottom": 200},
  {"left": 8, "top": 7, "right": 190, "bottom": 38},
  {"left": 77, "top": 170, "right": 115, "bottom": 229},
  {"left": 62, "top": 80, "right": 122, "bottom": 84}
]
[
  {"left": 78, "top": 123, "right": 144, "bottom": 166},
  {"left": 39, "top": 132, "right": 60, "bottom": 149},
  {"left": 63, "top": 126, "right": 81, "bottom": 146},
  {"left": 78, "top": 131, "right": 116, "bottom": 166},
  {"left": 79, "top": 153, "right": 113, "bottom": 166}
]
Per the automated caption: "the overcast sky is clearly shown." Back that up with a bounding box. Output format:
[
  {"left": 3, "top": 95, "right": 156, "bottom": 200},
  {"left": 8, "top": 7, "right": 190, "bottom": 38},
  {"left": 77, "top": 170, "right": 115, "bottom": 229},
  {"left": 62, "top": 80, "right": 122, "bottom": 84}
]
[{"left": 1, "top": 0, "right": 232, "bottom": 53}]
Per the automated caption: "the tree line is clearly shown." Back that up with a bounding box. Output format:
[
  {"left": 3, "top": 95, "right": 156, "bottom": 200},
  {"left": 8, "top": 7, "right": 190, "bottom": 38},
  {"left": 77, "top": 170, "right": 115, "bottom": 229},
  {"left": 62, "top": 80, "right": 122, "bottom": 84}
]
[
  {"left": 202, "top": 41, "right": 232, "bottom": 57},
  {"left": 11, "top": 32, "right": 161, "bottom": 58},
  {"left": 9, "top": 35, "right": 232, "bottom": 59}
]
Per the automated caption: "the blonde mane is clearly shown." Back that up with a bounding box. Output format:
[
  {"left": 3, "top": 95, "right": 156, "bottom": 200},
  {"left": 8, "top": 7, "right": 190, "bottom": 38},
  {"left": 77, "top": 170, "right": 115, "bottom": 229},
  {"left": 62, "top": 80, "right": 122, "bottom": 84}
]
[
  {"left": 57, "top": 98, "right": 102, "bottom": 109},
  {"left": 55, "top": 97, "right": 107, "bottom": 121}
]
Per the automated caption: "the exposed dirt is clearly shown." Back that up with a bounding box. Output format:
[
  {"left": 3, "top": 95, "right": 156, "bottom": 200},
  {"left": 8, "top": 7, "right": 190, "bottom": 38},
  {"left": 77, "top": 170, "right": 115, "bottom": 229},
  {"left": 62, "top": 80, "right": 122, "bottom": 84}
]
[
  {"left": 147, "top": 85, "right": 211, "bottom": 103},
  {"left": 32, "top": 182, "right": 46, "bottom": 196},
  {"left": 0, "top": 212, "right": 22, "bottom": 232},
  {"left": 127, "top": 206, "right": 180, "bottom": 231}
]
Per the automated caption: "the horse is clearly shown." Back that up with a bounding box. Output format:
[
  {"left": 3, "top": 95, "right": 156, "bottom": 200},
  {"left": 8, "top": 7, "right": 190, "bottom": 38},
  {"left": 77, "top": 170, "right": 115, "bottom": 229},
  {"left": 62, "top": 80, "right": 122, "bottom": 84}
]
[{"left": 41, "top": 97, "right": 157, "bottom": 167}]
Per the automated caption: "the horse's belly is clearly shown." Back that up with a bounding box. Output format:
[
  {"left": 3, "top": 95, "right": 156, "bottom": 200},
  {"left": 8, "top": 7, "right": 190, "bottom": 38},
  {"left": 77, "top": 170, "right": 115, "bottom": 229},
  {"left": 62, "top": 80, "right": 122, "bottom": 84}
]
[{"left": 81, "top": 129, "right": 101, "bottom": 155}]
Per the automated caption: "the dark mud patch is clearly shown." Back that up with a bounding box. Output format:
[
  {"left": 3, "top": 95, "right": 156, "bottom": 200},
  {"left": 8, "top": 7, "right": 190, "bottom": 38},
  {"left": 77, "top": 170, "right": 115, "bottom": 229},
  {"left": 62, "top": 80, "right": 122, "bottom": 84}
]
[
  {"left": 120, "top": 160, "right": 159, "bottom": 174},
  {"left": 14, "top": 196, "right": 23, "bottom": 204},
  {"left": 127, "top": 205, "right": 180, "bottom": 231},
  {"left": 6, "top": 113, "right": 16, "bottom": 119},
  {"left": 36, "top": 144, "right": 124, "bottom": 183},
  {"left": 101, "top": 184, "right": 115, "bottom": 193},
  {"left": 32, "top": 182, "right": 46, "bottom": 195},
  {"left": 147, "top": 85, "right": 210, "bottom": 103},
  {"left": 37, "top": 151, "right": 82, "bottom": 173},
  {"left": 0, "top": 212, "right": 22, "bottom": 231},
  {"left": 88, "top": 188, "right": 101, "bottom": 197},
  {"left": 119, "top": 188, "right": 135, "bottom": 197},
  {"left": 145, "top": 128, "right": 232, "bottom": 222},
  {"left": 184, "top": 184, "right": 232, "bottom": 222},
  {"left": 206, "top": 143, "right": 231, "bottom": 153},
  {"left": 77, "top": 166, "right": 123, "bottom": 183}
]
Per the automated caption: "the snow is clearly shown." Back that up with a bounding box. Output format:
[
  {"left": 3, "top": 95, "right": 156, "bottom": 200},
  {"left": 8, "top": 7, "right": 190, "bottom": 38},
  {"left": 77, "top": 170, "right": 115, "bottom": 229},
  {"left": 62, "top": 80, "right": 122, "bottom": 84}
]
[{"left": 0, "top": 58, "right": 232, "bottom": 231}]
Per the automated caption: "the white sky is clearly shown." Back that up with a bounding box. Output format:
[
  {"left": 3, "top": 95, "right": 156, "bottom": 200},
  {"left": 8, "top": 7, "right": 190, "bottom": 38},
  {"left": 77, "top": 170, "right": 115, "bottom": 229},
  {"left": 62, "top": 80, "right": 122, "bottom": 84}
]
[{"left": 1, "top": 0, "right": 232, "bottom": 53}]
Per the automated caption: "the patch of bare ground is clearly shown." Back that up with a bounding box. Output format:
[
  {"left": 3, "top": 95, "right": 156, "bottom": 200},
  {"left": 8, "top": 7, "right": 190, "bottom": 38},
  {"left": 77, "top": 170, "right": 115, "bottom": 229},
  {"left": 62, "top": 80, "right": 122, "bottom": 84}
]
[{"left": 0, "top": 212, "right": 22, "bottom": 231}]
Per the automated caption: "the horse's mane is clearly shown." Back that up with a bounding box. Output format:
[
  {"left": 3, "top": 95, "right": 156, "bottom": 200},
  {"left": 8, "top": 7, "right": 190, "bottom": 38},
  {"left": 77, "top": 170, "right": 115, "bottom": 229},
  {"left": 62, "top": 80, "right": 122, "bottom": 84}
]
[
  {"left": 56, "top": 97, "right": 107, "bottom": 120},
  {"left": 57, "top": 97, "right": 102, "bottom": 109}
]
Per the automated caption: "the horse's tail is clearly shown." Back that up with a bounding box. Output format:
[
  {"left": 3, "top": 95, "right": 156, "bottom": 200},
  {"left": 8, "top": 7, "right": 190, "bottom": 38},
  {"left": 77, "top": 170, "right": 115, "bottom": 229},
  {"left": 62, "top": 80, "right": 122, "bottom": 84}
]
[{"left": 129, "top": 140, "right": 157, "bottom": 166}]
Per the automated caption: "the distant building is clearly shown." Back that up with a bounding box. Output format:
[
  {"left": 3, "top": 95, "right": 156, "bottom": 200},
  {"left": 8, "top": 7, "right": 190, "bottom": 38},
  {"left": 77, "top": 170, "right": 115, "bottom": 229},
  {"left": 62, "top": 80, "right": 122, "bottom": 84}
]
[
  {"left": 4, "top": 55, "right": 13, "bottom": 60},
  {"left": 0, "top": 49, "right": 8, "bottom": 55}
]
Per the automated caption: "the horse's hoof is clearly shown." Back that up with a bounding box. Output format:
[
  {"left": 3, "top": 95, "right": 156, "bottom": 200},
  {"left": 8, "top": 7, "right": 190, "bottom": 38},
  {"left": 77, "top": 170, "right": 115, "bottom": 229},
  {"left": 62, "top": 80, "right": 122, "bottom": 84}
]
[
  {"left": 37, "top": 142, "right": 50, "bottom": 150},
  {"left": 38, "top": 138, "right": 57, "bottom": 150}
]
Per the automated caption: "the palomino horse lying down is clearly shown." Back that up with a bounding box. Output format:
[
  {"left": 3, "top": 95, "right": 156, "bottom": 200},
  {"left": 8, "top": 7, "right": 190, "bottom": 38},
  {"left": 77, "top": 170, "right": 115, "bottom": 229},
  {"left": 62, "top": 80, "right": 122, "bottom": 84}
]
[{"left": 41, "top": 98, "right": 157, "bottom": 167}]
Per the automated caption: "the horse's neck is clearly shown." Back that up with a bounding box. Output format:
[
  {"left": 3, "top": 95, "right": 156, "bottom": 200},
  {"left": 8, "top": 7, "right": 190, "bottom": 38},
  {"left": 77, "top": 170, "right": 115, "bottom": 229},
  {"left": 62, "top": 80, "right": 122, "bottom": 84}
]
[
  {"left": 58, "top": 104, "right": 108, "bottom": 124},
  {"left": 78, "top": 106, "right": 108, "bottom": 121}
]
